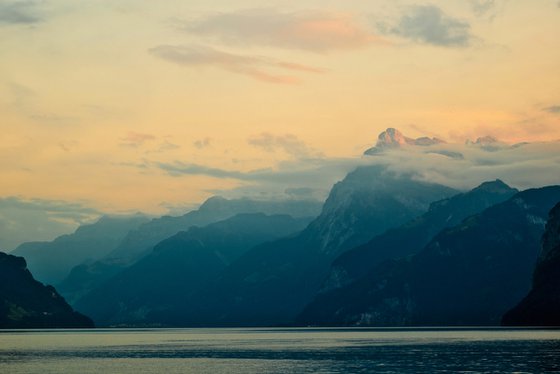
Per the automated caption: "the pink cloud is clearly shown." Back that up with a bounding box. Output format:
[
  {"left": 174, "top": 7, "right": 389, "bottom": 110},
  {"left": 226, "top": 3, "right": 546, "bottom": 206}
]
[
  {"left": 149, "top": 44, "right": 324, "bottom": 84},
  {"left": 181, "top": 9, "right": 380, "bottom": 52}
]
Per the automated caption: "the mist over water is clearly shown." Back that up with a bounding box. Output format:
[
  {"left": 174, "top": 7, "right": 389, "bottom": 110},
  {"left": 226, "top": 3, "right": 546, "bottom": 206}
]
[{"left": 1, "top": 328, "right": 560, "bottom": 373}]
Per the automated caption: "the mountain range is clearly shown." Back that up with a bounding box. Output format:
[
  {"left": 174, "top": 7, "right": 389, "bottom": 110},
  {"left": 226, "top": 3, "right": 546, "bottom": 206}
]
[
  {"left": 6, "top": 127, "right": 560, "bottom": 329},
  {"left": 322, "top": 179, "right": 518, "bottom": 292},
  {"left": 166, "top": 165, "right": 457, "bottom": 326},
  {"left": 73, "top": 213, "right": 312, "bottom": 326},
  {"left": 297, "top": 186, "right": 560, "bottom": 326},
  {"left": 57, "top": 197, "right": 321, "bottom": 304},
  {"left": 11, "top": 215, "right": 149, "bottom": 285}
]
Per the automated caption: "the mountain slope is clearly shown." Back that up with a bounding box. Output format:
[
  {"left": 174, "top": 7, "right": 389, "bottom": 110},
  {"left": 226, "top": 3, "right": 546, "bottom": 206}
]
[
  {"left": 182, "top": 165, "right": 457, "bottom": 326},
  {"left": 11, "top": 215, "right": 149, "bottom": 285},
  {"left": 502, "top": 202, "right": 560, "bottom": 326},
  {"left": 106, "top": 197, "right": 322, "bottom": 262},
  {"left": 0, "top": 252, "right": 93, "bottom": 328},
  {"left": 58, "top": 197, "right": 322, "bottom": 304},
  {"left": 297, "top": 186, "right": 560, "bottom": 326},
  {"left": 73, "top": 214, "right": 311, "bottom": 326},
  {"left": 323, "top": 180, "right": 518, "bottom": 291}
]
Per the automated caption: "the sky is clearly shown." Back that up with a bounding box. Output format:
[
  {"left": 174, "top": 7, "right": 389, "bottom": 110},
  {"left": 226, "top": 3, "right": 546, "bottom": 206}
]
[{"left": 1, "top": 0, "right": 560, "bottom": 249}]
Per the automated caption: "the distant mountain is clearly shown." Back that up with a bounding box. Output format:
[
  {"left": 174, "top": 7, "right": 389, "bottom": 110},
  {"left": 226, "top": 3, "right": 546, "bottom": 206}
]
[
  {"left": 73, "top": 214, "right": 311, "bottom": 327},
  {"left": 57, "top": 197, "right": 322, "bottom": 304},
  {"left": 297, "top": 186, "right": 560, "bottom": 326},
  {"left": 502, "top": 202, "right": 560, "bottom": 326},
  {"left": 11, "top": 215, "right": 149, "bottom": 285},
  {"left": 103, "top": 197, "right": 322, "bottom": 262},
  {"left": 180, "top": 165, "right": 457, "bottom": 326},
  {"left": 364, "top": 128, "right": 445, "bottom": 155},
  {"left": 0, "top": 252, "right": 93, "bottom": 328},
  {"left": 322, "top": 180, "right": 518, "bottom": 291}
]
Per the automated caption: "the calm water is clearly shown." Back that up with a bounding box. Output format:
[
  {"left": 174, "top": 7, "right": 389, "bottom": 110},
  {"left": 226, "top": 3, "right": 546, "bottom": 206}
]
[{"left": 1, "top": 328, "right": 560, "bottom": 373}]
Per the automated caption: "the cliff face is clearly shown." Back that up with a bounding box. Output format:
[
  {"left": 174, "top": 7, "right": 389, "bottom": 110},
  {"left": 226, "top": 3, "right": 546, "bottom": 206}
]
[
  {"left": 502, "top": 202, "right": 560, "bottom": 326},
  {"left": 298, "top": 187, "right": 560, "bottom": 327},
  {"left": 0, "top": 252, "right": 93, "bottom": 328},
  {"left": 321, "top": 180, "right": 517, "bottom": 292}
]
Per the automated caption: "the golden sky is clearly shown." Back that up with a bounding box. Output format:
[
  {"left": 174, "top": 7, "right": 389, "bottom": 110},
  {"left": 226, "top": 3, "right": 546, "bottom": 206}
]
[{"left": 1, "top": 0, "right": 560, "bottom": 241}]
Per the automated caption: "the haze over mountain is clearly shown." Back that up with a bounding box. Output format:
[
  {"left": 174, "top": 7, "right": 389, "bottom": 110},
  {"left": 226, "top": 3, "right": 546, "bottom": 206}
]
[
  {"left": 169, "top": 164, "right": 457, "bottom": 327},
  {"left": 297, "top": 186, "right": 560, "bottom": 326},
  {"left": 11, "top": 215, "right": 149, "bottom": 285},
  {"left": 502, "top": 202, "right": 560, "bottom": 326},
  {"left": 74, "top": 213, "right": 311, "bottom": 326},
  {"left": 321, "top": 179, "right": 518, "bottom": 291},
  {"left": 0, "top": 252, "right": 93, "bottom": 328},
  {"left": 57, "top": 197, "right": 321, "bottom": 304}
]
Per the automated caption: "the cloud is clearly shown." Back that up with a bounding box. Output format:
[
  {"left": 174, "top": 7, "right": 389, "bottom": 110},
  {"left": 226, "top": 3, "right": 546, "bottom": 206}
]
[
  {"left": 119, "top": 132, "right": 156, "bottom": 147},
  {"left": 149, "top": 44, "right": 324, "bottom": 84},
  {"left": 544, "top": 105, "right": 560, "bottom": 114},
  {"left": 469, "top": 0, "right": 509, "bottom": 21},
  {"left": 7, "top": 82, "right": 76, "bottom": 124},
  {"left": 284, "top": 187, "right": 318, "bottom": 199},
  {"left": 0, "top": 197, "right": 100, "bottom": 251},
  {"left": 0, "top": 0, "right": 42, "bottom": 25},
  {"left": 364, "top": 141, "right": 560, "bottom": 191},
  {"left": 157, "top": 140, "right": 180, "bottom": 152},
  {"left": 470, "top": 0, "right": 495, "bottom": 16},
  {"left": 248, "top": 133, "right": 321, "bottom": 158},
  {"left": 156, "top": 136, "right": 560, "bottom": 202},
  {"left": 380, "top": 5, "right": 473, "bottom": 47},
  {"left": 157, "top": 161, "right": 253, "bottom": 180},
  {"left": 178, "top": 8, "right": 378, "bottom": 52},
  {"left": 194, "top": 137, "right": 211, "bottom": 149},
  {"left": 58, "top": 140, "right": 79, "bottom": 152},
  {"left": 155, "top": 157, "right": 360, "bottom": 201}
]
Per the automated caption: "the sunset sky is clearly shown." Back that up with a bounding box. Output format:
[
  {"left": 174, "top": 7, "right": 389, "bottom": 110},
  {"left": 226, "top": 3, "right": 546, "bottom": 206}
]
[{"left": 1, "top": 0, "right": 560, "bottom": 248}]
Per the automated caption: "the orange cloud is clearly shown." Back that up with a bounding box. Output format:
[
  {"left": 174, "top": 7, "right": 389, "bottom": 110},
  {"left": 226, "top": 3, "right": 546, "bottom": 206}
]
[
  {"left": 181, "top": 9, "right": 379, "bottom": 52},
  {"left": 119, "top": 132, "right": 156, "bottom": 147},
  {"left": 149, "top": 44, "right": 324, "bottom": 84}
]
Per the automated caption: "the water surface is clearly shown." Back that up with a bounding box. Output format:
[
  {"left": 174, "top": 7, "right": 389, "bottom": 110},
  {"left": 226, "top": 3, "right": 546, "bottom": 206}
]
[{"left": 1, "top": 328, "right": 559, "bottom": 373}]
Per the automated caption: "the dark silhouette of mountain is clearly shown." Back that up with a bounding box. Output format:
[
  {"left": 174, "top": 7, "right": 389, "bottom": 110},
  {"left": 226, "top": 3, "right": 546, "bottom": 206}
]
[
  {"left": 297, "top": 186, "right": 560, "bottom": 326},
  {"left": 0, "top": 252, "right": 93, "bottom": 328},
  {"left": 322, "top": 180, "right": 517, "bottom": 291},
  {"left": 180, "top": 165, "right": 457, "bottom": 326},
  {"left": 11, "top": 215, "right": 149, "bottom": 285},
  {"left": 57, "top": 197, "right": 322, "bottom": 305},
  {"left": 73, "top": 214, "right": 311, "bottom": 327},
  {"left": 502, "top": 202, "right": 560, "bottom": 326}
]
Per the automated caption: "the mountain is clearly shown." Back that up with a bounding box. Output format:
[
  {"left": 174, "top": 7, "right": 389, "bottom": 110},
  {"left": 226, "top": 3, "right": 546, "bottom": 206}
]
[
  {"left": 322, "top": 180, "right": 518, "bottom": 291},
  {"left": 502, "top": 202, "right": 560, "bottom": 326},
  {"left": 101, "top": 197, "right": 322, "bottom": 262},
  {"left": 57, "top": 197, "right": 322, "bottom": 304},
  {"left": 73, "top": 214, "right": 311, "bottom": 327},
  {"left": 0, "top": 252, "right": 93, "bottom": 328},
  {"left": 364, "top": 128, "right": 445, "bottom": 155},
  {"left": 297, "top": 186, "right": 560, "bottom": 326},
  {"left": 11, "top": 215, "right": 149, "bottom": 285},
  {"left": 180, "top": 165, "right": 457, "bottom": 326}
]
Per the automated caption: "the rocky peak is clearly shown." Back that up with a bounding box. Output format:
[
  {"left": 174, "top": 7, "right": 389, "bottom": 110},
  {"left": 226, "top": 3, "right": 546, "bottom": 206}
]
[
  {"left": 377, "top": 128, "right": 412, "bottom": 147},
  {"left": 364, "top": 128, "right": 445, "bottom": 155}
]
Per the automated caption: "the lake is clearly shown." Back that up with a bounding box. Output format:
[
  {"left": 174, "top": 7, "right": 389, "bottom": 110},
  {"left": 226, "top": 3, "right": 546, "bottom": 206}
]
[{"left": 1, "top": 328, "right": 559, "bottom": 373}]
